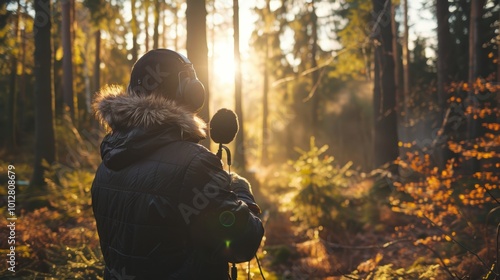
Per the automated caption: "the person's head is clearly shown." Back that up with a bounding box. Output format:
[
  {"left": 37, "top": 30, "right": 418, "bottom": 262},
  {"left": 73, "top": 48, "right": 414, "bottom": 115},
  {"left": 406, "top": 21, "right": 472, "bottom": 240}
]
[{"left": 127, "top": 49, "right": 205, "bottom": 112}]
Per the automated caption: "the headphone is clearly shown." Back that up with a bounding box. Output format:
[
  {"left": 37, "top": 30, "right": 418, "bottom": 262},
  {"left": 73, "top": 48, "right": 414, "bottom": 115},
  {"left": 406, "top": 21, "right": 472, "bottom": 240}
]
[
  {"left": 130, "top": 49, "right": 206, "bottom": 112},
  {"left": 165, "top": 49, "right": 206, "bottom": 112}
]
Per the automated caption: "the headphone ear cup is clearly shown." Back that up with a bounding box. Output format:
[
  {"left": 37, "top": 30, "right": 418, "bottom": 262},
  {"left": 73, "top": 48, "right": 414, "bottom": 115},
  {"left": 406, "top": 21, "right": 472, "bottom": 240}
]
[
  {"left": 176, "top": 75, "right": 205, "bottom": 112},
  {"left": 183, "top": 79, "right": 205, "bottom": 112},
  {"left": 176, "top": 64, "right": 205, "bottom": 112}
]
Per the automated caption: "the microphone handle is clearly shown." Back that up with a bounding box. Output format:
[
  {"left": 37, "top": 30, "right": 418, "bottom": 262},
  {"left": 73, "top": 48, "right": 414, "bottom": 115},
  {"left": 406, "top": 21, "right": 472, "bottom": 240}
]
[
  {"left": 222, "top": 145, "right": 232, "bottom": 166},
  {"left": 216, "top": 143, "right": 223, "bottom": 160},
  {"left": 216, "top": 143, "right": 232, "bottom": 170}
]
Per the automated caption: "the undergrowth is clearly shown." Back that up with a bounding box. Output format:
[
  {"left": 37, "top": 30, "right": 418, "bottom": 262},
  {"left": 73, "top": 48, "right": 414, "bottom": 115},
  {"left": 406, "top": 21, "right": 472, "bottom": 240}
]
[{"left": 0, "top": 118, "right": 104, "bottom": 279}]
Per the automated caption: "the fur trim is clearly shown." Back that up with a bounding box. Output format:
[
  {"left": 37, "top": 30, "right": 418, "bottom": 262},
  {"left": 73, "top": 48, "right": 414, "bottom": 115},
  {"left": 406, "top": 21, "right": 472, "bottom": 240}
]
[{"left": 93, "top": 84, "right": 207, "bottom": 139}]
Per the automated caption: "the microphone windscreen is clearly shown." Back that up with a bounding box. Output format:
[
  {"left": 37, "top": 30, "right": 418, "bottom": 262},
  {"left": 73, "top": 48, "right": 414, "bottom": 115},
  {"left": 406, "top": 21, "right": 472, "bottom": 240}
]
[{"left": 210, "top": 108, "right": 239, "bottom": 144}]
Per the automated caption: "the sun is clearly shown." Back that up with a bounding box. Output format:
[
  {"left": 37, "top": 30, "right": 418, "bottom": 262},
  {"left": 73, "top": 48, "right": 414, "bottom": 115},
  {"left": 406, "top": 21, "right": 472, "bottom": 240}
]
[{"left": 211, "top": 42, "right": 236, "bottom": 86}]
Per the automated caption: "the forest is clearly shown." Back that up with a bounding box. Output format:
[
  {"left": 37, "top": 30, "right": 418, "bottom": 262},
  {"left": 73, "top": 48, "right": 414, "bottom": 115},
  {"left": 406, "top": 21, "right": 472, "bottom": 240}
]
[{"left": 0, "top": 0, "right": 499, "bottom": 279}]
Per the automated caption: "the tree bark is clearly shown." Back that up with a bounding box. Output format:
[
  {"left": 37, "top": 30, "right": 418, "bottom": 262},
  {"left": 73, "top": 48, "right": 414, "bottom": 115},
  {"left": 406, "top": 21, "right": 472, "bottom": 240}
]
[
  {"left": 310, "top": 0, "right": 320, "bottom": 135},
  {"left": 233, "top": 0, "right": 246, "bottom": 169},
  {"left": 131, "top": 0, "right": 139, "bottom": 62},
  {"left": 390, "top": 3, "right": 401, "bottom": 117},
  {"left": 7, "top": 0, "right": 21, "bottom": 150},
  {"left": 498, "top": 8, "right": 500, "bottom": 82},
  {"left": 20, "top": 25, "right": 27, "bottom": 134},
  {"left": 186, "top": 0, "right": 210, "bottom": 146},
  {"left": 496, "top": 5, "right": 500, "bottom": 83},
  {"left": 402, "top": 0, "right": 409, "bottom": 102},
  {"left": 436, "top": 0, "right": 452, "bottom": 168},
  {"left": 466, "top": 0, "right": 485, "bottom": 173},
  {"left": 153, "top": 0, "right": 160, "bottom": 49},
  {"left": 160, "top": 1, "right": 166, "bottom": 48},
  {"left": 437, "top": 0, "right": 451, "bottom": 108},
  {"left": 467, "top": 0, "right": 483, "bottom": 88},
  {"left": 261, "top": 0, "right": 271, "bottom": 165},
  {"left": 174, "top": 4, "right": 179, "bottom": 50},
  {"left": 32, "top": 0, "right": 56, "bottom": 187},
  {"left": 372, "top": 0, "right": 399, "bottom": 170},
  {"left": 144, "top": 0, "right": 150, "bottom": 51},
  {"left": 62, "top": 0, "right": 75, "bottom": 119},
  {"left": 71, "top": 0, "right": 78, "bottom": 114},
  {"left": 94, "top": 29, "right": 101, "bottom": 92}
]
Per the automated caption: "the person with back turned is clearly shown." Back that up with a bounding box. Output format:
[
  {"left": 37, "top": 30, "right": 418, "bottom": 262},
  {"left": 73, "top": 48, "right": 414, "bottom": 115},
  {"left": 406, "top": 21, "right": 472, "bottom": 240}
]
[{"left": 91, "top": 49, "right": 264, "bottom": 279}]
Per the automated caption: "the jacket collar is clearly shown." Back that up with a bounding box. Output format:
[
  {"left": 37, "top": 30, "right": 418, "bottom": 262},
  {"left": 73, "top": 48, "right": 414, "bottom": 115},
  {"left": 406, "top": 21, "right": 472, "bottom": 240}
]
[{"left": 92, "top": 85, "right": 207, "bottom": 139}]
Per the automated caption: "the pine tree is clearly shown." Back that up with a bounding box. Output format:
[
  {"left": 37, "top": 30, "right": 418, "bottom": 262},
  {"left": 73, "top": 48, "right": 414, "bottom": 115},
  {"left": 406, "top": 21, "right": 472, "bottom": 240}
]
[
  {"left": 32, "top": 0, "right": 56, "bottom": 187},
  {"left": 371, "top": 0, "right": 399, "bottom": 170}
]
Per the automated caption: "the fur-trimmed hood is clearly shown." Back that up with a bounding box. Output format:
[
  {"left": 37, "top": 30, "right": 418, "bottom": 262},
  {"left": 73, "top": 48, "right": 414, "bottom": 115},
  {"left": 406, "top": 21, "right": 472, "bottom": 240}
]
[
  {"left": 93, "top": 85, "right": 206, "bottom": 139},
  {"left": 93, "top": 85, "right": 207, "bottom": 170}
]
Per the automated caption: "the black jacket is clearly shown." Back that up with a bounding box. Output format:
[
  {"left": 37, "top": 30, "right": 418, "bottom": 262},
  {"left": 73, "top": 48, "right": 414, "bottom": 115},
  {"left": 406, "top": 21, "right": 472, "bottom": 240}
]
[{"left": 91, "top": 86, "right": 264, "bottom": 279}]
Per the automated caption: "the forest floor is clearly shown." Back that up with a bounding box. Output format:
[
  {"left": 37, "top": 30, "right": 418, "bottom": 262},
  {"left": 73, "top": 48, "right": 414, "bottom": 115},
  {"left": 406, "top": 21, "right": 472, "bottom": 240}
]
[
  {"left": 255, "top": 178, "right": 453, "bottom": 280},
  {"left": 0, "top": 156, "right": 496, "bottom": 279}
]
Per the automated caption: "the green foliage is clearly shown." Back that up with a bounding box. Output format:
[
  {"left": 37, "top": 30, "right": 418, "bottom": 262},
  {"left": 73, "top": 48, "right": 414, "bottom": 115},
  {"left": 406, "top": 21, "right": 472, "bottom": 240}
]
[
  {"left": 53, "top": 115, "right": 102, "bottom": 170},
  {"left": 83, "top": 0, "right": 112, "bottom": 27},
  {"left": 334, "top": 0, "right": 373, "bottom": 80},
  {"left": 0, "top": 116, "right": 103, "bottom": 277},
  {"left": 0, "top": 160, "right": 102, "bottom": 278},
  {"left": 283, "top": 137, "right": 356, "bottom": 229},
  {"left": 264, "top": 77, "right": 499, "bottom": 277},
  {"left": 1, "top": 0, "right": 499, "bottom": 278},
  {"left": 266, "top": 245, "right": 295, "bottom": 266},
  {"left": 45, "top": 166, "right": 94, "bottom": 218},
  {"left": 0, "top": 207, "right": 103, "bottom": 279}
]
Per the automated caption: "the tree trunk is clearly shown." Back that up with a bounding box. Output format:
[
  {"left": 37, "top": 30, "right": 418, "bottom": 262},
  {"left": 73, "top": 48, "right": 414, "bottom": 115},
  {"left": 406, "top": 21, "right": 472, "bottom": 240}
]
[
  {"left": 436, "top": 0, "right": 452, "bottom": 168},
  {"left": 174, "top": 4, "right": 179, "bottom": 50},
  {"left": 83, "top": 53, "right": 91, "bottom": 115},
  {"left": 498, "top": 7, "right": 500, "bottom": 82},
  {"left": 261, "top": 0, "right": 271, "bottom": 165},
  {"left": 62, "top": 0, "right": 75, "bottom": 119},
  {"left": 233, "top": 0, "right": 246, "bottom": 170},
  {"left": 402, "top": 0, "right": 409, "bottom": 103},
  {"left": 131, "top": 0, "right": 139, "bottom": 62},
  {"left": 144, "top": 0, "right": 150, "bottom": 51},
  {"left": 468, "top": 1, "right": 481, "bottom": 87},
  {"left": 497, "top": 6, "right": 500, "bottom": 83},
  {"left": 32, "top": 0, "right": 56, "bottom": 187},
  {"left": 6, "top": 0, "right": 21, "bottom": 150},
  {"left": 466, "top": 0, "right": 485, "bottom": 173},
  {"left": 390, "top": 2, "right": 401, "bottom": 119},
  {"left": 310, "top": 0, "right": 320, "bottom": 135},
  {"left": 20, "top": 25, "right": 27, "bottom": 136},
  {"left": 160, "top": 1, "right": 166, "bottom": 48},
  {"left": 186, "top": 0, "right": 210, "bottom": 146},
  {"left": 153, "top": 0, "right": 160, "bottom": 49},
  {"left": 209, "top": 0, "right": 215, "bottom": 88},
  {"left": 94, "top": 29, "right": 101, "bottom": 92},
  {"left": 71, "top": 0, "right": 78, "bottom": 120},
  {"left": 372, "top": 0, "right": 399, "bottom": 170},
  {"left": 262, "top": 50, "right": 269, "bottom": 164}
]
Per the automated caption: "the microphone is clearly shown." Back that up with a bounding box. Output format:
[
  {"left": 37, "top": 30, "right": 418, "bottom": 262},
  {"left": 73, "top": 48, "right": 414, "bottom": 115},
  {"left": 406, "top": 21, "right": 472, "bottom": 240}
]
[
  {"left": 210, "top": 108, "right": 239, "bottom": 167},
  {"left": 210, "top": 108, "right": 239, "bottom": 144}
]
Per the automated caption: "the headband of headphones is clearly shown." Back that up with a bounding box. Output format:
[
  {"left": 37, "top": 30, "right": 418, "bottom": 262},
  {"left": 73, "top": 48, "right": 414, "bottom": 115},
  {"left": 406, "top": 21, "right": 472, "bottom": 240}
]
[{"left": 128, "top": 49, "right": 205, "bottom": 112}]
